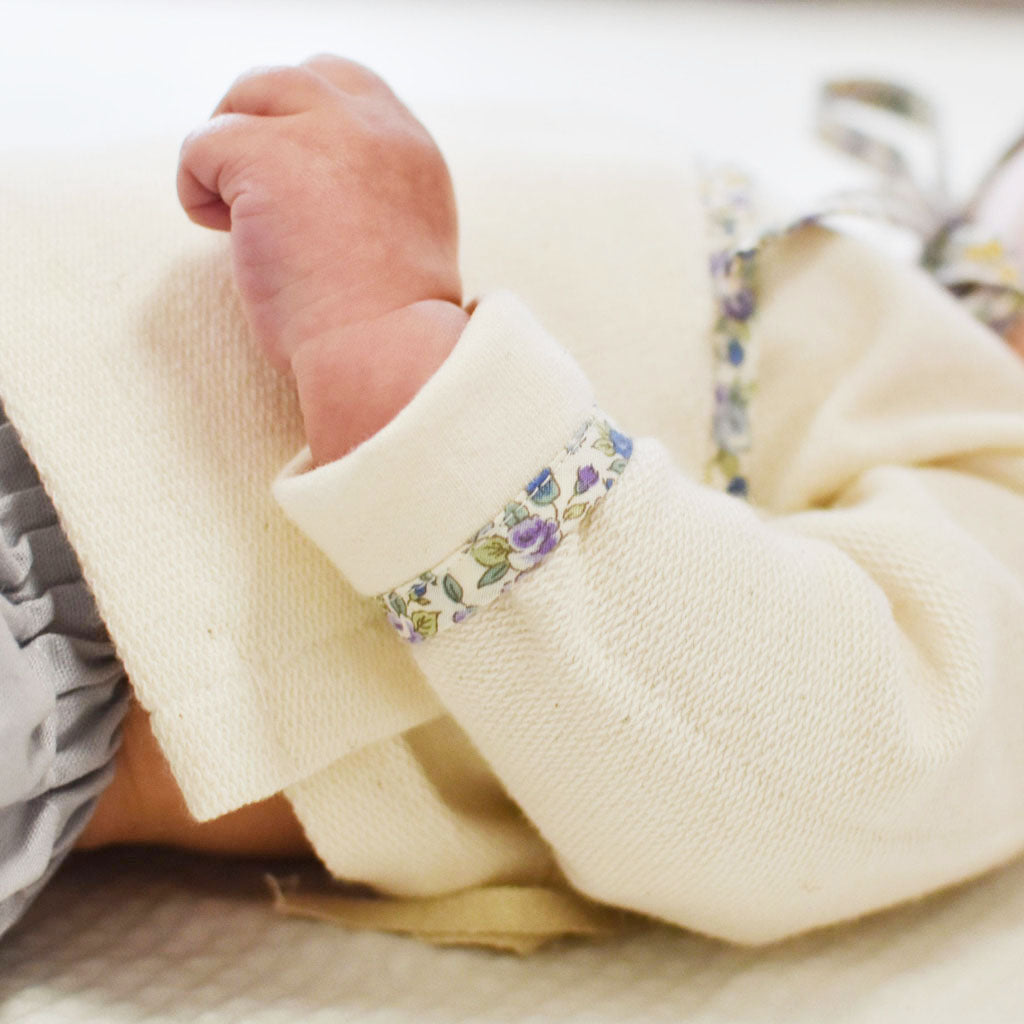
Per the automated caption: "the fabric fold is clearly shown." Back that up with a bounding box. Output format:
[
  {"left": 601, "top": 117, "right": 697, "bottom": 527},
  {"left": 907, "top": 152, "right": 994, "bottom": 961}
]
[{"left": 274, "top": 291, "right": 598, "bottom": 597}]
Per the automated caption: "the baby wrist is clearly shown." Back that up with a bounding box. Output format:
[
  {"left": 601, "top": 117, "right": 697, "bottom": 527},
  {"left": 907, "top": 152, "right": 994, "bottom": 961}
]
[{"left": 290, "top": 300, "right": 469, "bottom": 466}]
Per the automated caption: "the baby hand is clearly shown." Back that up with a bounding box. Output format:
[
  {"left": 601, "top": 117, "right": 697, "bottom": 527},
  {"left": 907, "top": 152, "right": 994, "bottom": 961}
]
[{"left": 177, "top": 55, "right": 462, "bottom": 374}]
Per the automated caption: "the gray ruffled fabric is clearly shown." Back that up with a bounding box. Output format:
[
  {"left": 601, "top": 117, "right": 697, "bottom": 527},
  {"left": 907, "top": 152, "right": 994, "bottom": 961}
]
[{"left": 0, "top": 406, "right": 129, "bottom": 939}]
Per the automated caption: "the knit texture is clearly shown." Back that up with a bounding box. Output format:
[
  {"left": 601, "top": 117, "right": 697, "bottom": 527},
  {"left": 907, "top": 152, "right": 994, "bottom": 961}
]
[
  {"left": 6, "top": 141, "right": 1024, "bottom": 943},
  {"left": 0, "top": 146, "right": 444, "bottom": 819},
  {"left": 0, "top": 143, "right": 708, "bottom": 827},
  {"left": 278, "top": 150, "right": 716, "bottom": 899},
  {"left": 277, "top": 224, "right": 1024, "bottom": 942}
]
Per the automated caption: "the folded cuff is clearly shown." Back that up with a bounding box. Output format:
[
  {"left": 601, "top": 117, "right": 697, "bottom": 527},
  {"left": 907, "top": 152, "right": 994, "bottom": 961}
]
[{"left": 274, "top": 292, "right": 597, "bottom": 596}]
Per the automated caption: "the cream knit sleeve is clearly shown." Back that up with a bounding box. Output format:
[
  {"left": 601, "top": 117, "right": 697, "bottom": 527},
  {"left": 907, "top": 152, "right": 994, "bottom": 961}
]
[{"left": 274, "top": 233, "right": 1024, "bottom": 945}]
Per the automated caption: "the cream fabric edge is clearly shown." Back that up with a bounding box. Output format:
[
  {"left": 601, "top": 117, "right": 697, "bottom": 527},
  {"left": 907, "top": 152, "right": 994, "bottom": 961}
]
[{"left": 0, "top": 144, "right": 442, "bottom": 819}]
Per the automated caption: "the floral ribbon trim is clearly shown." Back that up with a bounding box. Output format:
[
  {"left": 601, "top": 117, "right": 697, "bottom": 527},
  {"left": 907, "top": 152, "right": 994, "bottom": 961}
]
[
  {"left": 376, "top": 410, "right": 633, "bottom": 643},
  {"left": 701, "top": 80, "right": 1024, "bottom": 501},
  {"left": 926, "top": 225, "right": 1024, "bottom": 336},
  {"left": 815, "top": 78, "right": 1024, "bottom": 336},
  {"left": 703, "top": 167, "right": 765, "bottom": 499}
]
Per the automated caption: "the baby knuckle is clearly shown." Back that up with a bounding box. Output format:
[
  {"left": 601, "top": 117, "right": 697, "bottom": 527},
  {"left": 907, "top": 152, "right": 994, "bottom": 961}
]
[
  {"left": 235, "top": 63, "right": 300, "bottom": 88},
  {"left": 301, "top": 53, "right": 387, "bottom": 94}
]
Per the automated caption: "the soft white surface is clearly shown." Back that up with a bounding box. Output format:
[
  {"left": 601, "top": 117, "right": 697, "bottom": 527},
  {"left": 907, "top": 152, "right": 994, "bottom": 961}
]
[
  {"left": 2, "top": 848, "right": 1024, "bottom": 1023},
  {"left": 2, "top": 0, "right": 1024, "bottom": 1019}
]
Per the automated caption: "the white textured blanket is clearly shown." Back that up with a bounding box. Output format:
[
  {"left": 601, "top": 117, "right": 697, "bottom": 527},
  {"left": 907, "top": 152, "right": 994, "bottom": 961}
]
[{"left": 3, "top": 847, "right": 1024, "bottom": 1022}]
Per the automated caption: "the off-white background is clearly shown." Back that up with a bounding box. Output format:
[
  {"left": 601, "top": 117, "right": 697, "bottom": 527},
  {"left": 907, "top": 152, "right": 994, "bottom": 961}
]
[{"left": 2, "top": 0, "right": 1023, "bottom": 201}]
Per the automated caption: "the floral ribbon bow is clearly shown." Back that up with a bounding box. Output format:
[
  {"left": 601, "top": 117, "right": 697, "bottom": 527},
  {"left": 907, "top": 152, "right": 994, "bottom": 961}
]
[
  {"left": 815, "top": 78, "right": 1024, "bottom": 334},
  {"left": 704, "top": 79, "right": 1024, "bottom": 498}
]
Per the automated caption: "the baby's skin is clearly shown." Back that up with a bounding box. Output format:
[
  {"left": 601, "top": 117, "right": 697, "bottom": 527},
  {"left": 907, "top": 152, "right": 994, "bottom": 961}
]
[
  {"left": 79, "top": 55, "right": 468, "bottom": 856},
  {"left": 78, "top": 56, "right": 1024, "bottom": 856},
  {"left": 176, "top": 54, "right": 469, "bottom": 467}
]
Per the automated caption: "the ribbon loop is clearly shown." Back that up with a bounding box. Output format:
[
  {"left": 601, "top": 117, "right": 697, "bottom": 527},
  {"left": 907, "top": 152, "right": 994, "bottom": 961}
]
[{"left": 815, "top": 77, "right": 1024, "bottom": 335}]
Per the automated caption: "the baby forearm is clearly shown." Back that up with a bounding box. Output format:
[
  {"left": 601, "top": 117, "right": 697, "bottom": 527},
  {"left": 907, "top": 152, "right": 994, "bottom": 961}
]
[{"left": 290, "top": 300, "right": 469, "bottom": 466}]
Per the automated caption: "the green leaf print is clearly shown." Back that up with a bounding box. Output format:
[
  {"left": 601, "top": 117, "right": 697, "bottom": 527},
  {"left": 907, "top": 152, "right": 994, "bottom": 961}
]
[
  {"left": 592, "top": 437, "right": 616, "bottom": 458},
  {"left": 472, "top": 536, "right": 511, "bottom": 567},
  {"left": 717, "top": 450, "right": 740, "bottom": 478},
  {"left": 562, "top": 503, "right": 589, "bottom": 521},
  {"left": 502, "top": 502, "right": 528, "bottom": 529},
  {"left": 729, "top": 319, "right": 750, "bottom": 343},
  {"left": 477, "top": 562, "right": 510, "bottom": 588},
  {"left": 609, "top": 458, "right": 627, "bottom": 475},
  {"left": 389, "top": 594, "right": 407, "bottom": 618},
  {"left": 443, "top": 573, "right": 464, "bottom": 604},
  {"left": 411, "top": 610, "right": 440, "bottom": 639}
]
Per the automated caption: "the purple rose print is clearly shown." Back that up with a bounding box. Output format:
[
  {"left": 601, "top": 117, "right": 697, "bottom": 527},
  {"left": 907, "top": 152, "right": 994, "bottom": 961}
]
[
  {"left": 722, "top": 288, "right": 755, "bottom": 321},
  {"left": 576, "top": 464, "right": 599, "bottom": 494},
  {"left": 507, "top": 515, "right": 560, "bottom": 571},
  {"left": 709, "top": 250, "right": 731, "bottom": 277},
  {"left": 387, "top": 613, "right": 423, "bottom": 643}
]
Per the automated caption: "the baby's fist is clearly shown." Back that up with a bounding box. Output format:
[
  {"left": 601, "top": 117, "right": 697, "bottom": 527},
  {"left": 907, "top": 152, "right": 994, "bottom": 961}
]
[{"left": 177, "top": 56, "right": 461, "bottom": 372}]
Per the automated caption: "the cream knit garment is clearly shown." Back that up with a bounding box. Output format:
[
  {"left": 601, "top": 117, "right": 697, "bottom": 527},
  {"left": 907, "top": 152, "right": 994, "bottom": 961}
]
[
  {"left": 4, "top": 143, "right": 1024, "bottom": 944},
  {"left": 0, "top": 144, "right": 443, "bottom": 817},
  {"left": 277, "top": 171, "right": 1024, "bottom": 943}
]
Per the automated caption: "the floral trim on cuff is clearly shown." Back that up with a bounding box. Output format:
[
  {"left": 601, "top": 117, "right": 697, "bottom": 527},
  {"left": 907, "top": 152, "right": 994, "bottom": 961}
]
[{"left": 375, "top": 410, "right": 633, "bottom": 643}]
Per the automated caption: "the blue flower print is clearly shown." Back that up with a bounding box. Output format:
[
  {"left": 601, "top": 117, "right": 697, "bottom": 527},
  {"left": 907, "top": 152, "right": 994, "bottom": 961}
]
[
  {"left": 376, "top": 412, "right": 631, "bottom": 643},
  {"left": 609, "top": 428, "right": 633, "bottom": 460},
  {"left": 526, "top": 467, "right": 560, "bottom": 505},
  {"left": 709, "top": 250, "right": 731, "bottom": 277}
]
